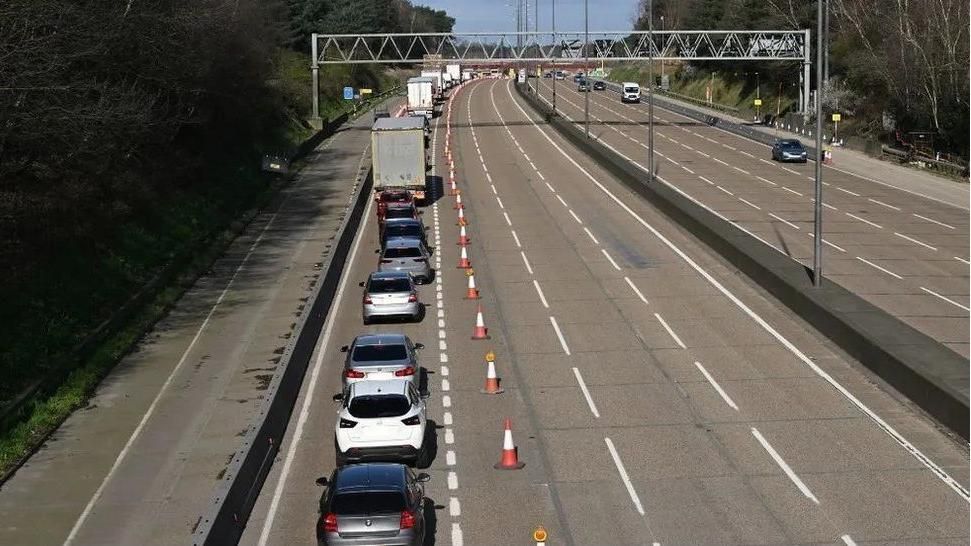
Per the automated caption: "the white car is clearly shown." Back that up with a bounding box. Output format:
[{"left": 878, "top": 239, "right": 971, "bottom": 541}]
[
  {"left": 333, "top": 379, "right": 430, "bottom": 467},
  {"left": 622, "top": 81, "right": 641, "bottom": 103}
]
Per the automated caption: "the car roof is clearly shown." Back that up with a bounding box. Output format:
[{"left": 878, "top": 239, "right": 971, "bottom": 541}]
[
  {"left": 333, "top": 463, "right": 407, "bottom": 493},
  {"left": 383, "top": 218, "right": 421, "bottom": 226},
  {"left": 368, "top": 270, "right": 412, "bottom": 281},
  {"left": 778, "top": 139, "right": 803, "bottom": 145},
  {"left": 352, "top": 333, "right": 409, "bottom": 346},
  {"left": 384, "top": 237, "right": 423, "bottom": 249},
  {"left": 350, "top": 379, "right": 411, "bottom": 397},
  {"left": 622, "top": 81, "right": 639, "bottom": 86}
]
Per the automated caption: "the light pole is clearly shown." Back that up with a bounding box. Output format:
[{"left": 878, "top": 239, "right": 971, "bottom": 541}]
[
  {"left": 584, "top": 0, "right": 589, "bottom": 137},
  {"left": 647, "top": 0, "right": 654, "bottom": 182},
  {"left": 812, "top": 0, "right": 824, "bottom": 287},
  {"left": 551, "top": 0, "right": 556, "bottom": 117},
  {"left": 659, "top": 16, "right": 665, "bottom": 89},
  {"left": 755, "top": 71, "right": 760, "bottom": 120}
]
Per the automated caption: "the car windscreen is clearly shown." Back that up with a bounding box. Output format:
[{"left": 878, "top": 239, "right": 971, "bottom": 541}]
[
  {"left": 384, "top": 224, "right": 421, "bottom": 238},
  {"left": 624, "top": 87, "right": 639, "bottom": 93},
  {"left": 331, "top": 492, "right": 406, "bottom": 515},
  {"left": 384, "top": 208, "right": 414, "bottom": 219},
  {"left": 384, "top": 247, "right": 422, "bottom": 259},
  {"left": 780, "top": 142, "right": 804, "bottom": 149},
  {"left": 352, "top": 344, "right": 408, "bottom": 362},
  {"left": 368, "top": 278, "right": 412, "bottom": 293},
  {"left": 348, "top": 395, "right": 411, "bottom": 418}
]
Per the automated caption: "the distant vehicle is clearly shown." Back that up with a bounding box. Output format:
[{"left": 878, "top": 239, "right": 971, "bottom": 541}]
[
  {"left": 420, "top": 69, "right": 443, "bottom": 99},
  {"left": 445, "top": 64, "right": 461, "bottom": 87},
  {"left": 490, "top": 68, "right": 499, "bottom": 76},
  {"left": 372, "top": 117, "right": 427, "bottom": 202},
  {"left": 376, "top": 189, "right": 414, "bottom": 220},
  {"left": 461, "top": 68, "right": 474, "bottom": 82},
  {"left": 316, "top": 463, "right": 430, "bottom": 546},
  {"left": 360, "top": 271, "right": 422, "bottom": 324},
  {"left": 543, "top": 71, "right": 553, "bottom": 78},
  {"left": 621, "top": 82, "right": 641, "bottom": 103},
  {"left": 771, "top": 139, "right": 809, "bottom": 162},
  {"left": 554, "top": 71, "right": 566, "bottom": 80},
  {"left": 381, "top": 218, "right": 428, "bottom": 248},
  {"left": 340, "top": 333, "right": 423, "bottom": 389},
  {"left": 405, "top": 77, "right": 434, "bottom": 119},
  {"left": 378, "top": 237, "right": 432, "bottom": 283},
  {"left": 593, "top": 80, "right": 606, "bottom": 90},
  {"left": 573, "top": 72, "right": 584, "bottom": 82},
  {"left": 577, "top": 79, "right": 590, "bottom": 92}
]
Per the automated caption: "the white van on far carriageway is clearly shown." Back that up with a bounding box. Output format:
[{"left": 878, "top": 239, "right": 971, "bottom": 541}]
[{"left": 621, "top": 82, "right": 641, "bottom": 103}]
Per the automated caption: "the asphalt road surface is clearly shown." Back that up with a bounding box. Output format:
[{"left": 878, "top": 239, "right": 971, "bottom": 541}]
[
  {"left": 240, "top": 78, "right": 969, "bottom": 546},
  {"left": 531, "top": 78, "right": 969, "bottom": 359}
]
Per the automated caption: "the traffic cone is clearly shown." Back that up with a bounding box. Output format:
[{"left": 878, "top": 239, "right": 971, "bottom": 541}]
[
  {"left": 471, "top": 304, "right": 489, "bottom": 339},
  {"left": 481, "top": 352, "right": 503, "bottom": 394},
  {"left": 457, "top": 225, "right": 470, "bottom": 245},
  {"left": 465, "top": 270, "right": 480, "bottom": 299},
  {"left": 457, "top": 207, "right": 468, "bottom": 226},
  {"left": 454, "top": 192, "right": 465, "bottom": 211},
  {"left": 449, "top": 177, "right": 458, "bottom": 196},
  {"left": 494, "top": 418, "right": 524, "bottom": 469},
  {"left": 456, "top": 245, "right": 471, "bottom": 269}
]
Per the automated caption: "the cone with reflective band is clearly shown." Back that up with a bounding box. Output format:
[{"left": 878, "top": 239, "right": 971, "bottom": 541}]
[
  {"left": 465, "top": 270, "right": 480, "bottom": 299},
  {"left": 457, "top": 207, "right": 468, "bottom": 226},
  {"left": 494, "top": 418, "right": 524, "bottom": 469},
  {"left": 453, "top": 192, "right": 464, "bottom": 210},
  {"left": 471, "top": 304, "right": 489, "bottom": 339},
  {"left": 449, "top": 177, "right": 458, "bottom": 196},
  {"left": 457, "top": 224, "right": 470, "bottom": 245},
  {"left": 481, "top": 352, "right": 503, "bottom": 394},
  {"left": 456, "top": 244, "right": 471, "bottom": 269}
]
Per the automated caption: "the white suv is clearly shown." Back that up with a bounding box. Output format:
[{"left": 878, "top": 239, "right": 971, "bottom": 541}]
[{"left": 333, "top": 379, "right": 429, "bottom": 467}]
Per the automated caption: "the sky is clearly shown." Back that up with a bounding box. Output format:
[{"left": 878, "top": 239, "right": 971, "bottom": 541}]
[{"left": 417, "top": 0, "right": 641, "bottom": 34}]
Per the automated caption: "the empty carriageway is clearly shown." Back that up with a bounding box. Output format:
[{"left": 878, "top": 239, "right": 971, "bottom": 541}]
[{"left": 534, "top": 78, "right": 970, "bottom": 358}]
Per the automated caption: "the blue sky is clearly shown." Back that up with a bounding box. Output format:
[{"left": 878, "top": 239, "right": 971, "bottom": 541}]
[{"left": 418, "top": 0, "right": 641, "bottom": 33}]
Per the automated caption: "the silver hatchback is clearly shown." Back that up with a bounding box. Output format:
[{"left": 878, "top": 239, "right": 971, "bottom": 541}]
[
  {"left": 378, "top": 237, "right": 432, "bottom": 284},
  {"left": 361, "top": 271, "right": 422, "bottom": 324}
]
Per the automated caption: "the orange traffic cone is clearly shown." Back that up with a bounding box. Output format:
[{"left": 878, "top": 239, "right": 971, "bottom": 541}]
[
  {"left": 454, "top": 192, "right": 464, "bottom": 211},
  {"left": 449, "top": 177, "right": 458, "bottom": 196},
  {"left": 494, "top": 418, "right": 524, "bottom": 469},
  {"left": 481, "top": 352, "right": 503, "bottom": 394},
  {"left": 457, "top": 207, "right": 468, "bottom": 226},
  {"left": 465, "top": 270, "right": 480, "bottom": 299},
  {"left": 471, "top": 305, "right": 489, "bottom": 339},
  {"left": 457, "top": 225, "right": 470, "bottom": 245},
  {"left": 456, "top": 245, "right": 471, "bottom": 269}
]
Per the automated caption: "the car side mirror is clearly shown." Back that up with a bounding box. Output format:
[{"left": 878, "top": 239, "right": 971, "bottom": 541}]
[
  {"left": 374, "top": 249, "right": 380, "bottom": 253},
  {"left": 340, "top": 345, "right": 349, "bottom": 352},
  {"left": 332, "top": 393, "right": 344, "bottom": 402},
  {"left": 358, "top": 281, "right": 365, "bottom": 287},
  {"left": 416, "top": 473, "right": 431, "bottom": 483},
  {"left": 315, "top": 477, "right": 329, "bottom": 486},
  {"left": 414, "top": 343, "right": 425, "bottom": 350}
]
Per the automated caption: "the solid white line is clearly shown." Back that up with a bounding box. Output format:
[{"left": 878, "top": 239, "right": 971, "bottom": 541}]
[
  {"left": 503, "top": 211, "right": 513, "bottom": 226},
  {"left": 654, "top": 312, "right": 686, "bottom": 349},
  {"left": 836, "top": 186, "right": 861, "bottom": 197},
  {"left": 756, "top": 176, "right": 778, "bottom": 186},
  {"left": 520, "top": 251, "right": 534, "bottom": 274},
  {"left": 751, "top": 427, "right": 819, "bottom": 504},
  {"left": 451, "top": 523, "right": 464, "bottom": 546},
  {"left": 781, "top": 186, "right": 804, "bottom": 196},
  {"left": 769, "top": 213, "right": 801, "bottom": 230},
  {"left": 856, "top": 257, "right": 903, "bottom": 279},
  {"left": 601, "top": 248, "right": 622, "bottom": 270},
  {"left": 573, "top": 367, "right": 600, "bottom": 418},
  {"left": 841, "top": 535, "right": 857, "bottom": 546},
  {"left": 583, "top": 227, "right": 600, "bottom": 244},
  {"left": 604, "top": 437, "right": 645, "bottom": 515},
  {"left": 913, "top": 213, "right": 955, "bottom": 230},
  {"left": 533, "top": 279, "right": 549, "bottom": 308},
  {"left": 694, "top": 362, "right": 738, "bottom": 410},
  {"left": 511, "top": 229, "right": 522, "bottom": 248},
  {"left": 738, "top": 198, "right": 761, "bottom": 210},
  {"left": 894, "top": 232, "right": 938, "bottom": 251},
  {"left": 255, "top": 197, "right": 374, "bottom": 546},
  {"left": 868, "top": 197, "right": 901, "bottom": 211},
  {"left": 496, "top": 196, "right": 505, "bottom": 209},
  {"left": 624, "top": 276, "right": 649, "bottom": 304},
  {"left": 508, "top": 81, "right": 970, "bottom": 500},
  {"left": 920, "top": 287, "right": 971, "bottom": 311},
  {"left": 556, "top": 194, "right": 569, "bottom": 207},
  {"left": 845, "top": 212, "right": 883, "bottom": 229},
  {"left": 549, "top": 316, "right": 571, "bottom": 355},
  {"left": 569, "top": 209, "right": 584, "bottom": 224}
]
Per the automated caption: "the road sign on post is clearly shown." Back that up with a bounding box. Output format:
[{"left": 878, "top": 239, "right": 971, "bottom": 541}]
[
  {"left": 360, "top": 88, "right": 373, "bottom": 95},
  {"left": 343, "top": 86, "right": 354, "bottom": 100}
]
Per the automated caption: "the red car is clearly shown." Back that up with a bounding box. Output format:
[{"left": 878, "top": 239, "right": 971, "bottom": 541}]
[{"left": 376, "top": 190, "right": 414, "bottom": 220}]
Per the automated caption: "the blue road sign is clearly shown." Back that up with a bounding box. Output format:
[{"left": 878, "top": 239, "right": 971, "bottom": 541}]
[{"left": 343, "top": 86, "right": 354, "bottom": 100}]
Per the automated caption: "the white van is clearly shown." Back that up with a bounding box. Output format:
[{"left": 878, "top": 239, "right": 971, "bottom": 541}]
[{"left": 621, "top": 82, "right": 641, "bottom": 103}]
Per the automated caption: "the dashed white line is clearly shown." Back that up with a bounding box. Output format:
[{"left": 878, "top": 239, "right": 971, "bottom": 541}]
[
  {"left": 807, "top": 232, "right": 847, "bottom": 252},
  {"left": 738, "top": 198, "right": 761, "bottom": 210},
  {"left": 920, "top": 287, "right": 971, "bottom": 311},
  {"left": 713, "top": 157, "right": 730, "bottom": 167},
  {"left": 446, "top": 450, "right": 456, "bottom": 465},
  {"left": 654, "top": 312, "right": 686, "bottom": 349},
  {"left": 503, "top": 211, "right": 513, "bottom": 226},
  {"left": 781, "top": 186, "right": 804, "bottom": 196},
  {"left": 443, "top": 412, "right": 453, "bottom": 425},
  {"left": 756, "top": 176, "right": 777, "bottom": 186},
  {"left": 856, "top": 257, "right": 903, "bottom": 279},
  {"left": 447, "top": 471, "right": 458, "bottom": 490},
  {"left": 845, "top": 212, "right": 882, "bottom": 229},
  {"left": 601, "top": 248, "right": 622, "bottom": 270},
  {"left": 533, "top": 279, "right": 549, "bottom": 308},
  {"left": 520, "top": 251, "right": 534, "bottom": 274},
  {"left": 836, "top": 186, "right": 861, "bottom": 196},
  {"left": 510, "top": 229, "right": 522, "bottom": 248},
  {"left": 624, "top": 276, "right": 649, "bottom": 304},
  {"left": 751, "top": 427, "right": 819, "bottom": 504},
  {"left": 536, "top": 171, "right": 546, "bottom": 181},
  {"left": 782, "top": 166, "right": 800, "bottom": 175},
  {"left": 894, "top": 232, "right": 938, "bottom": 251},
  {"left": 549, "top": 316, "right": 571, "bottom": 355},
  {"left": 556, "top": 194, "right": 569, "bottom": 207},
  {"left": 444, "top": 428, "right": 454, "bottom": 444},
  {"left": 544, "top": 181, "right": 556, "bottom": 192},
  {"left": 569, "top": 209, "right": 584, "bottom": 224},
  {"left": 840, "top": 535, "right": 857, "bottom": 546},
  {"left": 451, "top": 523, "right": 464, "bottom": 546},
  {"left": 583, "top": 227, "right": 600, "bottom": 244},
  {"left": 733, "top": 166, "right": 751, "bottom": 175},
  {"left": 769, "top": 213, "right": 801, "bottom": 230},
  {"left": 573, "top": 367, "right": 600, "bottom": 418},
  {"left": 716, "top": 185, "right": 734, "bottom": 196},
  {"left": 604, "top": 438, "right": 645, "bottom": 515},
  {"left": 868, "top": 198, "right": 901, "bottom": 211},
  {"left": 495, "top": 196, "right": 505, "bottom": 209},
  {"left": 694, "top": 362, "right": 738, "bottom": 410},
  {"left": 449, "top": 496, "right": 461, "bottom": 516},
  {"left": 698, "top": 176, "right": 715, "bottom": 185},
  {"left": 442, "top": 395, "right": 451, "bottom": 408},
  {"left": 913, "top": 213, "right": 955, "bottom": 230},
  {"left": 682, "top": 166, "right": 696, "bottom": 174},
  {"left": 955, "top": 256, "right": 971, "bottom": 265}
]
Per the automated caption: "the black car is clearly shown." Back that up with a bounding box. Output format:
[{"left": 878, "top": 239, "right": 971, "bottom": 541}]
[
  {"left": 316, "top": 463, "right": 430, "bottom": 546},
  {"left": 577, "top": 79, "right": 590, "bottom": 92},
  {"left": 381, "top": 218, "right": 428, "bottom": 248},
  {"left": 593, "top": 80, "right": 606, "bottom": 90},
  {"left": 771, "top": 139, "right": 809, "bottom": 163}
]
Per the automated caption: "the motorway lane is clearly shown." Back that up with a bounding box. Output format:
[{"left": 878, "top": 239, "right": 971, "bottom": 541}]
[{"left": 533, "top": 79, "right": 970, "bottom": 357}]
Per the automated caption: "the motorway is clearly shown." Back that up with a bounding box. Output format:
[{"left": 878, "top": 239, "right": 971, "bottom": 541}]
[
  {"left": 531, "top": 78, "right": 970, "bottom": 359},
  {"left": 241, "top": 77, "right": 969, "bottom": 546}
]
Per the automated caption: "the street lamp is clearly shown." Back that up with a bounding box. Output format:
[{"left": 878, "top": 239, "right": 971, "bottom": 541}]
[
  {"left": 755, "top": 71, "right": 760, "bottom": 120},
  {"left": 659, "top": 16, "right": 665, "bottom": 89},
  {"left": 812, "top": 0, "right": 824, "bottom": 287},
  {"left": 647, "top": 0, "right": 654, "bottom": 182},
  {"left": 584, "top": 0, "right": 589, "bottom": 137}
]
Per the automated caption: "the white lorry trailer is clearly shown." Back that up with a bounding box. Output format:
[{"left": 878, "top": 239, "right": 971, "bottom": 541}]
[
  {"left": 461, "top": 68, "right": 474, "bottom": 82},
  {"left": 371, "top": 116, "right": 428, "bottom": 202},
  {"left": 406, "top": 77, "right": 435, "bottom": 118},
  {"left": 420, "top": 69, "right": 444, "bottom": 99},
  {"left": 446, "top": 64, "right": 461, "bottom": 87}
]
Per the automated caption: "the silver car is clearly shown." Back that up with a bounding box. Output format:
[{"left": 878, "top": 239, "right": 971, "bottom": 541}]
[
  {"left": 360, "top": 271, "right": 422, "bottom": 324},
  {"left": 378, "top": 237, "right": 432, "bottom": 284},
  {"left": 316, "top": 463, "right": 429, "bottom": 546},
  {"left": 340, "top": 333, "right": 423, "bottom": 390}
]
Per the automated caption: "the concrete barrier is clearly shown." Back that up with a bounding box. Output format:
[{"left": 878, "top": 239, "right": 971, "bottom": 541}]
[{"left": 516, "top": 81, "right": 969, "bottom": 440}]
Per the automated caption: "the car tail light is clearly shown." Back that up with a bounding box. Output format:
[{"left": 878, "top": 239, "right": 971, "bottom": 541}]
[
  {"left": 399, "top": 510, "right": 416, "bottom": 529},
  {"left": 401, "top": 415, "right": 421, "bottom": 426},
  {"left": 344, "top": 369, "right": 365, "bottom": 378},
  {"left": 408, "top": 293, "right": 418, "bottom": 302},
  {"left": 394, "top": 366, "right": 416, "bottom": 377},
  {"left": 322, "top": 512, "right": 338, "bottom": 533},
  {"left": 339, "top": 418, "right": 357, "bottom": 428},
  {"left": 363, "top": 295, "right": 373, "bottom": 304},
  {"left": 380, "top": 259, "right": 392, "bottom": 264},
  {"left": 412, "top": 258, "right": 426, "bottom": 263}
]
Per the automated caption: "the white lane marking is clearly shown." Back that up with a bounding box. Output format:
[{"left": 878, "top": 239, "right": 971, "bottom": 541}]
[
  {"left": 756, "top": 176, "right": 778, "bottom": 186},
  {"left": 439, "top": 339, "right": 446, "bottom": 350},
  {"left": 695, "top": 362, "right": 739, "bottom": 411},
  {"left": 438, "top": 319, "right": 445, "bottom": 328},
  {"left": 738, "top": 198, "right": 761, "bottom": 210},
  {"left": 496, "top": 196, "right": 505, "bottom": 209},
  {"left": 443, "top": 412, "right": 453, "bottom": 425},
  {"left": 815, "top": 200, "right": 839, "bottom": 211},
  {"left": 573, "top": 367, "right": 600, "bottom": 418},
  {"left": 955, "top": 256, "right": 971, "bottom": 265},
  {"left": 683, "top": 144, "right": 695, "bottom": 151},
  {"left": 716, "top": 185, "right": 734, "bottom": 196},
  {"left": 520, "top": 251, "right": 534, "bottom": 274},
  {"left": 920, "top": 287, "right": 971, "bottom": 311},
  {"left": 442, "top": 395, "right": 451, "bottom": 408},
  {"left": 654, "top": 312, "right": 686, "bottom": 349},
  {"left": 440, "top": 363, "right": 449, "bottom": 373},
  {"left": 490, "top": 184, "right": 497, "bottom": 195},
  {"left": 624, "top": 276, "right": 649, "bottom": 304},
  {"left": 856, "top": 257, "right": 903, "bottom": 279},
  {"left": 836, "top": 186, "right": 861, "bottom": 197},
  {"left": 445, "top": 428, "right": 454, "bottom": 444},
  {"left": 437, "top": 309, "right": 445, "bottom": 318},
  {"left": 451, "top": 523, "right": 464, "bottom": 546},
  {"left": 781, "top": 186, "right": 803, "bottom": 197},
  {"left": 699, "top": 176, "right": 715, "bottom": 185},
  {"left": 522, "top": 153, "right": 531, "bottom": 161},
  {"left": 604, "top": 438, "right": 645, "bottom": 515},
  {"left": 733, "top": 166, "right": 750, "bottom": 175},
  {"left": 503, "top": 211, "right": 513, "bottom": 226},
  {"left": 556, "top": 194, "right": 569, "bottom": 207},
  {"left": 682, "top": 166, "right": 696, "bottom": 174},
  {"left": 722, "top": 143, "right": 737, "bottom": 151},
  {"left": 447, "top": 472, "right": 458, "bottom": 490},
  {"left": 845, "top": 212, "right": 882, "bottom": 229},
  {"left": 841, "top": 535, "right": 857, "bottom": 546},
  {"left": 569, "top": 209, "right": 584, "bottom": 224},
  {"left": 769, "top": 213, "right": 801, "bottom": 230},
  {"left": 511, "top": 229, "right": 522, "bottom": 248},
  {"left": 544, "top": 181, "right": 556, "bottom": 192},
  {"left": 713, "top": 157, "right": 730, "bottom": 167},
  {"left": 913, "top": 213, "right": 956, "bottom": 230},
  {"left": 751, "top": 427, "right": 819, "bottom": 504},
  {"left": 759, "top": 158, "right": 773, "bottom": 165},
  {"left": 549, "top": 316, "right": 571, "bottom": 355},
  {"left": 601, "top": 248, "right": 622, "bottom": 270},
  {"left": 807, "top": 233, "right": 847, "bottom": 253},
  {"left": 441, "top": 379, "right": 450, "bottom": 392},
  {"left": 533, "top": 279, "right": 550, "bottom": 308},
  {"left": 256, "top": 195, "right": 374, "bottom": 546},
  {"left": 583, "top": 227, "right": 600, "bottom": 244},
  {"left": 894, "top": 232, "right": 938, "bottom": 251},
  {"left": 537, "top": 171, "right": 546, "bottom": 181},
  {"left": 740, "top": 150, "right": 755, "bottom": 158},
  {"left": 510, "top": 81, "right": 970, "bottom": 500},
  {"left": 446, "top": 450, "right": 456, "bottom": 465},
  {"left": 698, "top": 151, "right": 712, "bottom": 158},
  {"left": 449, "top": 497, "right": 461, "bottom": 516},
  {"left": 485, "top": 172, "right": 493, "bottom": 183},
  {"left": 868, "top": 197, "right": 901, "bottom": 211},
  {"left": 782, "top": 166, "right": 800, "bottom": 175}
]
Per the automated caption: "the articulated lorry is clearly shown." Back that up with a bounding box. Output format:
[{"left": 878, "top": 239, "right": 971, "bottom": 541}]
[
  {"left": 406, "top": 77, "right": 435, "bottom": 118},
  {"left": 420, "top": 69, "right": 444, "bottom": 99},
  {"left": 371, "top": 116, "right": 428, "bottom": 202},
  {"left": 445, "top": 64, "right": 461, "bottom": 87}
]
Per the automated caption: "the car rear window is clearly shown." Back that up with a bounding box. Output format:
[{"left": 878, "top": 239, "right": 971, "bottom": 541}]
[
  {"left": 352, "top": 344, "right": 408, "bottom": 361},
  {"left": 348, "top": 395, "right": 411, "bottom": 418},
  {"left": 368, "top": 278, "right": 412, "bottom": 293},
  {"left": 781, "top": 141, "right": 803, "bottom": 149},
  {"left": 384, "top": 224, "right": 421, "bottom": 238},
  {"left": 624, "top": 86, "right": 639, "bottom": 93},
  {"left": 384, "top": 208, "right": 414, "bottom": 219},
  {"left": 332, "top": 492, "right": 406, "bottom": 515},
  {"left": 384, "top": 247, "right": 422, "bottom": 258}
]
